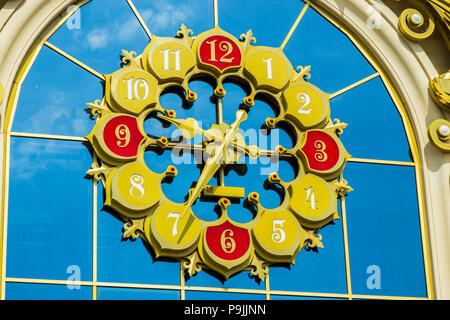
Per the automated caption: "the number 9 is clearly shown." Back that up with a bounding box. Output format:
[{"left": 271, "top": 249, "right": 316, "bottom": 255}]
[{"left": 115, "top": 124, "right": 131, "bottom": 148}]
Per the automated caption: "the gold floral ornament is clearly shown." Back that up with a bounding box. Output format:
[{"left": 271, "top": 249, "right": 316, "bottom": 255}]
[
  {"left": 84, "top": 24, "right": 351, "bottom": 281},
  {"left": 429, "top": 71, "right": 450, "bottom": 112}
]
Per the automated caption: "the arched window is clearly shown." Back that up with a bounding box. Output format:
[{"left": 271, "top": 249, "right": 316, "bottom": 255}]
[{"left": 1, "top": 0, "right": 432, "bottom": 300}]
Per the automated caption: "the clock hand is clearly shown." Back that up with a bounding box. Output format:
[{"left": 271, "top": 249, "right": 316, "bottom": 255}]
[
  {"left": 176, "top": 110, "right": 248, "bottom": 243},
  {"left": 231, "top": 141, "right": 260, "bottom": 159},
  {"left": 157, "top": 114, "right": 221, "bottom": 141}
]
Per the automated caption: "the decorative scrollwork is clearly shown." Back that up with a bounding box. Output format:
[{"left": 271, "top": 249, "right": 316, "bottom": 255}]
[
  {"left": 325, "top": 118, "right": 348, "bottom": 135},
  {"left": 121, "top": 50, "right": 139, "bottom": 68},
  {"left": 399, "top": 7, "right": 435, "bottom": 41},
  {"left": 304, "top": 231, "right": 324, "bottom": 249},
  {"left": 428, "top": 119, "right": 450, "bottom": 152},
  {"left": 335, "top": 177, "right": 354, "bottom": 197},
  {"left": 398, "top": 0, "right": 449, "bottom": 44},
  {"left": 294, "top": 65, "right": 311, "bottom": 82},
  {"left": 240, "top": 29, "right": 256, "bottom": 52},
  {"left": 249, "top": 255, "right": 269, "bottom": 281},
  {"left": 86, "top": 99, "right": 110, "bottom": 119},
  {"left": 123, "top": 221, "right": 140, "bottom": 240},
  {"left": 177, "top": 24, "right": 194, "bottom": 46},
  {"left": 183, "top": 251, "right": 203, "bottom": 277},
  {"left": 429, "top": 71, "right": 450, "bottom": 112}
]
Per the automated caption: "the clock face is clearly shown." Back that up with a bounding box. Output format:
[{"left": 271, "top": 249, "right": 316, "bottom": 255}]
[{"left": 86, "top": 24, "right": 350, "bottom": 280}]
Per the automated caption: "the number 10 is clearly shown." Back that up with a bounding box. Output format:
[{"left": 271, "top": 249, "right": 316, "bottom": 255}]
[{"left": 123, "top": 78, "right": 149, "bottom": 101}]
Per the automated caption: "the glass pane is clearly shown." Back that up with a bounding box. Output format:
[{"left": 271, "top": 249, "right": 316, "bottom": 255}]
[
  {"left": 133, "top": 0, "right": 214, "bottom": 38},
  {"left": 5, "top": 283, "right": 92, "bottom": 300},
  {"left": 344, "top": 162, "right": 427, "bottom": 298},
  {"left": 98, "top": 287, "right": 180, "bottom": 300},
  {"left": 12, "top": 46, "right": 99, "bottom": 136},
  {"left": 270, "top": 295, "right": 344, "bottom": 300},
  {"left": 185, "top": 267, "right": 264, "bottom": 291},
  {"left": 49, "top": 0, "right": 150, "bottom": 75},
  {"left": 221, "top": 0, "right": 305, "bottom": 48},
  {"left": 269, "top": 199, "right": 347, "bottom": 294},
  {"left": 97, "top": 184, "right": 180, "bottom": 285},
  {"left": 7, "top": 137, "right": 93, "bottom": 281},
  {"left": 186, "top": 291, "right": 266, "bottom": 300},
  {"left": 331, "top": 77, "right": 412, "bottom": 162},
  {"left": 284, "top": 4, "right": 376, "bottom": 94}
]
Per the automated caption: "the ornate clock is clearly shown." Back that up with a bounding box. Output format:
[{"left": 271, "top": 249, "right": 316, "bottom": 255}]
[{"left": 85, "top": 24, "right": 351, "bottom": 281}]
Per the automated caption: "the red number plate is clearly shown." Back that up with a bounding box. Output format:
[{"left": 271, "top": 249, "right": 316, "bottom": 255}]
[
  {"left": 205, "top": 220, "right": 250, "bottom": 261},
  {"left": 103, "top": 115, "right": 146, "bottom": 158},
  {"left": 199, "top": 35, "right": 242, "bottom": 72},
  {"left": 301, "top": 130, "right": 340, "bottom": 172}
]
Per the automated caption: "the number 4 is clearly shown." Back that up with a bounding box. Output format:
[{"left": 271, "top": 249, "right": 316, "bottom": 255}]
[{"left": 305, "top": 187, "right": 317, "bottom": 210}]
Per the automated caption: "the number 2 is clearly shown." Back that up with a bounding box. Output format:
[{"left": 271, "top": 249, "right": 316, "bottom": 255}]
[{"left": 297, "top": 92, "right": 312, "bottom": 114}]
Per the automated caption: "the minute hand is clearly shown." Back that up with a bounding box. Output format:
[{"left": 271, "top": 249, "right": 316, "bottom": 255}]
[
  {"left": 180, "top": 110, "right": 248, "bottom": 219},
  {"left": 176, "top": 110, "right": 248, "bottom": 243}
]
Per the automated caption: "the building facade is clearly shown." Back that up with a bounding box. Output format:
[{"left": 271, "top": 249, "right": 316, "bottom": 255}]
[{"left": 0, "top": 0, "right": 448, "bottom": 300}]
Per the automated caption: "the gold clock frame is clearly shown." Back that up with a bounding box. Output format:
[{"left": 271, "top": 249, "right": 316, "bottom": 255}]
[{"left": 84, "top": 23, "right": 351, "bottom": 281}]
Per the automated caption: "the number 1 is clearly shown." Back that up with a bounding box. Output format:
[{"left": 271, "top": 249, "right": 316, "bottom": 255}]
[{"left": 263, "top": 58, "right": 273, "bottom": 79}]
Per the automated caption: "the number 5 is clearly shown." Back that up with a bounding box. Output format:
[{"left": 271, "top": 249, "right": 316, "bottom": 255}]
[
  {"left": 272, "top": 220, "right": 286, "bottom": 243},
  {"left": 167, "top": 212, "right": 180, "bottom": 236}
]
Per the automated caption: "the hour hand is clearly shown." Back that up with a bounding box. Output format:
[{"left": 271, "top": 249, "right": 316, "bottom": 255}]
[
  {"left": 231, "top": 141, "right": 260, "bottom": 159},
  {"left": 157, "top": 114, "right": 212, "bottom": 141}
]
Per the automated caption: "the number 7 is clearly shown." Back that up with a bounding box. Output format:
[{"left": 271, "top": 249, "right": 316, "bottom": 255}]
[{"left": 167, "top": 212, "right": 180, "bottom": 236}]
